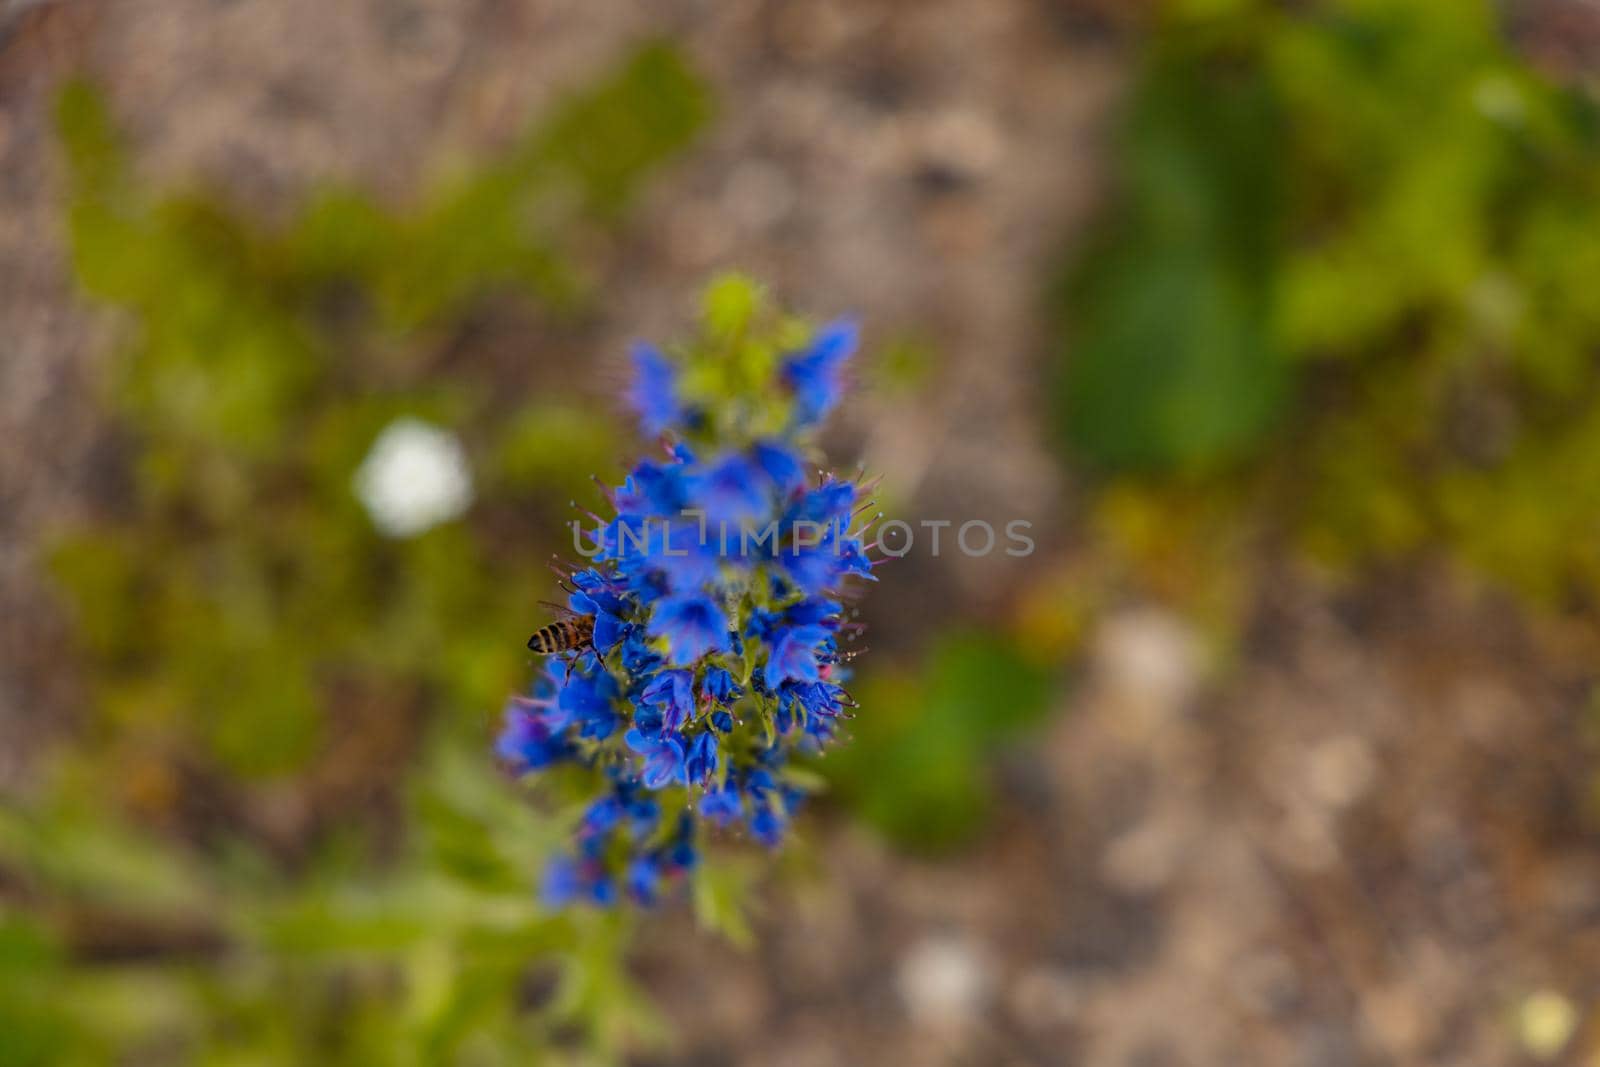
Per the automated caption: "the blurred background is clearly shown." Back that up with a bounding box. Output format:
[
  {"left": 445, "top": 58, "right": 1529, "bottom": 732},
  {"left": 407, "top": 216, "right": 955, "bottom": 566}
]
[{"left": 5, "top": 0, "right": 1600, "bottom": 1063}]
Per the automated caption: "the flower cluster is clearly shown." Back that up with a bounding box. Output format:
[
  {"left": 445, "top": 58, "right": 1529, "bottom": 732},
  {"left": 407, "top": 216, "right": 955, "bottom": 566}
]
[{"left": 497, "top": 284, "right": 876, "bottom": 907}]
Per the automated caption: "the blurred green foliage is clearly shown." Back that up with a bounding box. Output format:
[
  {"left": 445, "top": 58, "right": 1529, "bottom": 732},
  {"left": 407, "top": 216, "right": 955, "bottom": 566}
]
[
  {"left": 821, "top": 631, "right": 1057, "bottom": 854},
  {"left": 1, "top": 746, "right": 657, "bottom": 1065},
  {"left": 5, "top": 41, "right": 709, "bottom": 1065},
  {"left": 50, "top": 40, "right": 706, "bottom": 785},
  {"left": 1057, "top": 0, "right": 1600, "bottom": 609},
  {"left": 1057, "top": 20, "right": 1285, "bottom": 471}
]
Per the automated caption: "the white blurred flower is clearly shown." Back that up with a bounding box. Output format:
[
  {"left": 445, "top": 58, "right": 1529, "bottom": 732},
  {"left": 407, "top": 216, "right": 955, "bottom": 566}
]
[
  {"left": 896, "top": 934, "right": 993, "bottom": 1025},
  {"left": 353, "top": 417, "right": 474, "bottom": 538}
]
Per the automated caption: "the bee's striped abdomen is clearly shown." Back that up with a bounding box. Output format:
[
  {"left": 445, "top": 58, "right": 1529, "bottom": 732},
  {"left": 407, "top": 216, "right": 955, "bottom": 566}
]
[{"left": 527, "top": 615, "right": 595, "bottom": 654}]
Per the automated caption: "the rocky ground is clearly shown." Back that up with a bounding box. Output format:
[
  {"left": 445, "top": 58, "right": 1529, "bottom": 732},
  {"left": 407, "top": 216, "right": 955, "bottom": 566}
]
[
  {"left": 4, "top": 2, "right": 1600, "bottom": 1065},
  {"left": 641, "top": 575, "right": 1600, "bottom": 1065}
]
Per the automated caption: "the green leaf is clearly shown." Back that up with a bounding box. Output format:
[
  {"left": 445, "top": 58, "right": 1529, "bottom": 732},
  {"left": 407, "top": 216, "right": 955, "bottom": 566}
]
[
  {"left": 1056, "top": 30, "right": 1288, "bottom": 472},
  {"left": 533, "top": 39, "right": 714, "bottom": 219},
  {"left": 691, "top": 858, "right": 757, "bottom": 949},
  {"left": 824, "top": 632, "right": 1057, "bottom": 854}
]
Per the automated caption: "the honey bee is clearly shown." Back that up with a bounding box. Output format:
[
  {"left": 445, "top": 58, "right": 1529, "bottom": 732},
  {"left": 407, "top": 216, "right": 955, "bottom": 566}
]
[{"left": 527, "top": 614, "right": 595, "bottom": 655}]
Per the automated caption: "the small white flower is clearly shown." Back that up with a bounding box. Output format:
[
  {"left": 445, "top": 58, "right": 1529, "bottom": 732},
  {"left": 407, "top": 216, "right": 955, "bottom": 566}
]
[
  {"left": 353, "top": 417, "right": 474, "bottom": 538},
  {"left": 897, "top": 933, "right": 993, "bottom": 1024}
]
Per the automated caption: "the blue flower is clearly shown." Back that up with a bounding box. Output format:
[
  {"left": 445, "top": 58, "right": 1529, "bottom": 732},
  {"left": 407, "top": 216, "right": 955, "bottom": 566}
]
[
  {"left": 684, "top": 731, "right": 719, "bottom": 784},
  {"left": 752, "top": 440, "right": 807, "bottom": 496},
  {"left": 542, "top": 855, "right": 615, "bottom": 908},
  {"left": 495, "top": 702, "right": 573, "bottom": 772},
  {"left": 639, "top": 669, "right": 695, "bottom": 732},
  {"left": 783, "top": 479, "right": 856, "bottom": 528},
  {"left": 580, "top": 795, "right": 625, "bottom": 838},
  {"left": 501, "top": 291, "right": 876, "bottom": 909},
  {"left": 784, "top": 598, "right": 842, "bottom": 627},
  {"left": 744, "top": 766, "right": 778, "bottom": 798},
  {"left": 626, "top": 855, "right": 661, "bottom": 905},
  {"left": 782, "top": 681, "right": 847, "bottom": 745},
  {"left": 789, "top": 680, "right": 846, "bottom": 717},
  {"left": 569, "top": 590, "right": 630, "bottom": 655},
  {"left": 750, "top": 802, "right": 785, "bottom": 847},
  {"left": 620, "top": 628, "right": 665, "bottom": 676},
  {"left": 834, "top": 536, "right": 876, "bottom": 582},
  {"left": 557, "top": 659, "right": 622, "bottom": 740},
  {"left": 781, "top": 320, "right": 857, "bottom": 427},
  {"left": 556, "top": 658, "right": 615, "bottom": 714},
  {"left": 692, "top": 452, "right": 772, "bottom": 527},
  {"left": 540, "top": 855, "right": 583, "bottom": 907},
  {"left": 777, "top": 536, "right": 846, "bottom": 595},
  {"left": 667, "top": 814, "right": 699, "bottom": 869},
  {"left": 615, "top": 458, "right": 693, "bottom": 517},
  {"left": 648, "top": 593, "right": 731, "bottom": 665},
  {"left": 588, "top": 875, "right": 617, "bottom": 906},
  {"left": 699, "top": 785, "right": 743, "bottom": 825},
  {"left": 626, "top": 729, "right": 686, "bottom": 789},
  {"left": 770, "top": 495, "right": 857, "bottom": 586},
  {"left": 636, "top": 520, "right": 723, "bottom": 593},
  {"left": 763, "top": 624, "right": 830, "bottom": 688},
  {"left": 700, "top": 666, "right": 739, "bottom": 706},
  {"left": 627, "top": 342, "right": 686, "bottom": 437}
]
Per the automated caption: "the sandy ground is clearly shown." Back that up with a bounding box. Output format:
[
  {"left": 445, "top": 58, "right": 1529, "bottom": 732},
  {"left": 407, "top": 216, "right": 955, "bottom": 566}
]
[{"left": 640, "top": 576, "right": 1600, "bottom": 1065}]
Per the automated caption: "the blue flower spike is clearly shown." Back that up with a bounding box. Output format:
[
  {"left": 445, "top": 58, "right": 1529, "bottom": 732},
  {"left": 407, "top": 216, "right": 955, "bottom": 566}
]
[
  {"left": 627, "top": 341, "right": 687, "bottom": 437},
  {"left": 496, "top": 277, "right": 877, "bottom": 908},
  {"left": 782, "top": 318, "right": 858, "bottom": 428}
]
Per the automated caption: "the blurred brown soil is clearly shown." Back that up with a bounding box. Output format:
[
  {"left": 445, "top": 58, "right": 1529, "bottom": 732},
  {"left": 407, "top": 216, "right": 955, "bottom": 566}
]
[
  {"left": 4, "top": 2, "right": 1600, "bottom": 1065},
  {"left": 640, "top": 573, "right": 1600, "bottom": 1066}
]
